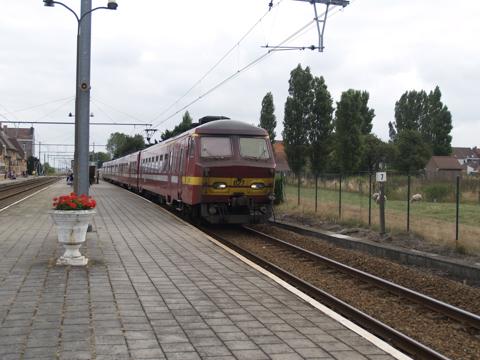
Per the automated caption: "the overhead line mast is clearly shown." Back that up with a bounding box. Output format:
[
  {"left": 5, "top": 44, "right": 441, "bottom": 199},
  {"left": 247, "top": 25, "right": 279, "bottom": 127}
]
[{"left": 265, "top": 0, "right": 349, "bottom": 52}]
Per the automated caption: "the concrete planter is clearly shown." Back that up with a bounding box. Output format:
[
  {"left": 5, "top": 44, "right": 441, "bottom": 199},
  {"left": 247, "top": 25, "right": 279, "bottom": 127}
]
[{"left": 49, "top": 210, "right": 96, "bottom": 266}]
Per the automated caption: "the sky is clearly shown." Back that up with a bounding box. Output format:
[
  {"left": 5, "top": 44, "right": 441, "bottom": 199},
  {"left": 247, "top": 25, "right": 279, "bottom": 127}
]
[{"left": 1, "top": 0, "right": 479, "bottom": 168}]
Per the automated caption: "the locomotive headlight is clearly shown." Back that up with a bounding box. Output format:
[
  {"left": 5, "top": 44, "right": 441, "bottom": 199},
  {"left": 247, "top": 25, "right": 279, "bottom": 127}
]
[
  {"left": 213, "top": 182, "right": 227, "bottom": 189},
  {"left": 250, "top": 182, "right": 265, "bottom": 189}
]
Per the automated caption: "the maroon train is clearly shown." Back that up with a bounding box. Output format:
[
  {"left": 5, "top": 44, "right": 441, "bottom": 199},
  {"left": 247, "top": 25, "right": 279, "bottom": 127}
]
[{"left": 101, "top": 117, "right": 276, "bottom": 224}]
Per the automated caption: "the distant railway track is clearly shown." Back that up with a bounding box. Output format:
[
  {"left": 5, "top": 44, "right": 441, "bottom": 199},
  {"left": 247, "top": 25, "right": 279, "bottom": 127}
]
[
  {"left": 201, "top": 225, "right": 480, "bottom": 360},
  {"left": 0, "top": 177, "right": 60, "bottom": 209}
]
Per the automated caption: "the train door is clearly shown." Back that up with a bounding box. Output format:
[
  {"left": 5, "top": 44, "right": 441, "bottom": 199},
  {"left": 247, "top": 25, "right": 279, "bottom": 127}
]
[
  {"left": 135, "top": 152, "right": 141, "bottom": 191},
  {"left": 176, "top": 140, "right": 187, "bottom": 201}
]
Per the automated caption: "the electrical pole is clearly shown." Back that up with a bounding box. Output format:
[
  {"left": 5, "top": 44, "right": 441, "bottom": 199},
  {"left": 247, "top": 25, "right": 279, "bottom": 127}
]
[
  {"left": 38, "top": 141, "right": 41, "bottom": 176},
  {"left": 74, "top": 0, "right": 93, "bottom": 195}
]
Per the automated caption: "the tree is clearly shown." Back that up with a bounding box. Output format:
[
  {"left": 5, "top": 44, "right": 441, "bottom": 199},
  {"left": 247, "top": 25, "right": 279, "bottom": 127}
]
[
  {"left": 394, "top": 90, "right": 428, "bottom": 132},
  {"left": 106, "top": 132, "right": 145, "bottom": 159},
  {"left": 308, "top": 76, "right": 334, "bottom": 177},
  {"left": 393, "top": 86, "right": 452, "bottom": 156},
  {"left": 334, "top": 89, "right": 366, "bottom": 174},
  {"left": 259, "top": 92, "right": 276, "bottom": 144},
  {"left": 388, "top": 121, "right": 397, "bottom": 142},
  {"left": 358, "top": 91, "right": 375, "bottom": 135},
  {"left": 42, "top": 162, "right": 55, "bottom": 175},
  {"left": 425, "top": 86, "right": 452, "bottom": 156},
  {"left": 89, "top": 151, "right": 111, "bottom": 167},
  {"left": 360, "top": 134, "right": 393, "bottom": 172},
  {"left": 27, "top": 156, "right": 39, "bottom": 175},
  {"left": 161, "top": 111, "right": 193, "bottom": 141},
  {"left": 393, "top": 129, "right": 431, "bottom": 173},
  {"left": 282, "top": 64, "right": 313, "bottom": 204}
]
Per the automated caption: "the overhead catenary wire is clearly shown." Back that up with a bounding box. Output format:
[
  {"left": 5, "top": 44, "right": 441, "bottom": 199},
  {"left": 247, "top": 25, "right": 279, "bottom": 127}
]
[
  {"left": 36, "top": 97, "right": 74, "bottom": 121},
  {"left": 0, "top": 96, "right": 75, "bottom": 116},
  {"left": 91, "top": 96, "right": 148, "bottom": 125},
  {"left": 151, "top": 16, "right": 319, "bottom": 131},
  {"left": 150, "top": 0, "right": 352, "bottom": 132},
  {"left": 150, "top": 0, "right": 285, "bottom": 124}
]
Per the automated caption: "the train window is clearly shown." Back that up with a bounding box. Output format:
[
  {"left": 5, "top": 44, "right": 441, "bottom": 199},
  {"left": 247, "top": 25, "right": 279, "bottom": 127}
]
[
  {"left": 188, "top": 138, "right": 195, "bottom": 158},
  {"left": 163, "top": 154, "right": 169, "bottom": 172},
  {"left": 239, "top": 138, "right": 270, "bottom": 160},
  {"left": 200, "top": 137, "right": 232, "bottom": 158},
  {"left": 178, "top": 148, "right": 184, "bottom": 172}
]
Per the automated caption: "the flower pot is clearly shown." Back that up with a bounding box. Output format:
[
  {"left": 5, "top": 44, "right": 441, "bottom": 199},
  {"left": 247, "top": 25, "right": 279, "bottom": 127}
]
[{"left": 49, "top": 210, "right": 96, "bottom": 266}]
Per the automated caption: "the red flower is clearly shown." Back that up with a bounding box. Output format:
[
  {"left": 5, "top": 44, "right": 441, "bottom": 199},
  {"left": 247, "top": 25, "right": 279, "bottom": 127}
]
[{"left": 52, "top": 193, "right": 96, "bottom": 210}]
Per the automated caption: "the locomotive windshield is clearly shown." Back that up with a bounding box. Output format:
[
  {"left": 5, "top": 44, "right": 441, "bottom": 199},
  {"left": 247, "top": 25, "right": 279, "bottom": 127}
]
[
  {"left": 239, "top": 137, "right": 270, "bottom": 160},
  {"left": 200, "top": 137, "right": 232, "bottom": 158}
]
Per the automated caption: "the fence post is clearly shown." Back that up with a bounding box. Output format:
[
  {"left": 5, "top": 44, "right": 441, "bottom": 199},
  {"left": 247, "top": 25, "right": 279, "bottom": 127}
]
[
  {"left": 456, "top": 175, "right": 460, "bottom": 247},
  {"left": 339, "top": 174, "right": 342, "bottom": 219},
  {"left": 315, "top": 175, "right": 318, "bottom": 213},
  {"left": 297, "top": 176, "right": 301, "bottom": 206},
  {"left": 407, "top": 173, "right": 411, "bottom": 232},
  {"left": 368, "top": 172, "right": 372, "bottom": 226},
  {"left": 379, "top": 176, "right": 386, "bottom": 235}
]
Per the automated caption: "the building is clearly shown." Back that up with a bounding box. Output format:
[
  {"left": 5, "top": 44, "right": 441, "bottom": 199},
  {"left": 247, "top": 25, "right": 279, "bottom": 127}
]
[
  {"left": 1, "top": 125, "right": 35, "bottom": 159},
  {"left": 452, "top": 147, "right": 480, "bottom": 175},
  {"left": 425, "top": 156, "right": 463, "bottom": 181},
  {"left": 0, "top": 131, "right": 27, "bottom": 177}
]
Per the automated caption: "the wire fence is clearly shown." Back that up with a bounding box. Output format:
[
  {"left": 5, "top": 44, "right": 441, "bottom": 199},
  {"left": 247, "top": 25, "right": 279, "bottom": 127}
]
[{"left": 277, "top": 171, "right": 480, "bottom": 254}]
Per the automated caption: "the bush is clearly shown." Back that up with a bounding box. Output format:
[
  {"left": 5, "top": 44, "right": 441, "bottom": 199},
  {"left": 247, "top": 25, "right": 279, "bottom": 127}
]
[
  {"left": 423, "top": 183, "right": 453, "bottom": 202},
  {"left": 274, "top": 176, "right": 284, "bottom": 204}
]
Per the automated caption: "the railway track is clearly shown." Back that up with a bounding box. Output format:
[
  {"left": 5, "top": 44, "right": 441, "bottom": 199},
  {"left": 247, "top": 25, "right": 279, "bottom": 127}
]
[
  {"left": 0, "top": 177, "right": 60, "bottom": 209},
  {"left": 201, "top": 225, "right": 480, "bottom": 360}
]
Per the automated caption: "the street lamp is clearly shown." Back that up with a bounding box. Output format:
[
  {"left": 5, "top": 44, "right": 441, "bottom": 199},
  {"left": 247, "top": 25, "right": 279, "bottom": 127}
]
[{"left": 43, "top": 0, "right": 117, "bottom": 195}]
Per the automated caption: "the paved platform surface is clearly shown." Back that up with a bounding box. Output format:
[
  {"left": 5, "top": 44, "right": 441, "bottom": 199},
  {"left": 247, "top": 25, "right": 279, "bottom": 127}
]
[{"left": 0, "top": 181, "right": 397, "bottom": 360}]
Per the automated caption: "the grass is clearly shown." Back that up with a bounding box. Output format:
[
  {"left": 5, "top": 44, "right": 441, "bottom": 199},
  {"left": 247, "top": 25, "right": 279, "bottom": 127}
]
[{"left": 277, "top": 184, "right": 480, "bottom": 254}]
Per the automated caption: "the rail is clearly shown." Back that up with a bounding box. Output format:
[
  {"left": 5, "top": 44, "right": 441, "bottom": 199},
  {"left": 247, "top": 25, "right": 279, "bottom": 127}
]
[{"left": 201, "top": 226, "right": 452, "bottom": 360}]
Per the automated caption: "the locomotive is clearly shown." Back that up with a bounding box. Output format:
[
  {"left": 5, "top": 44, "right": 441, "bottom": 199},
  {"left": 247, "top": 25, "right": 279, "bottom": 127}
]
[{"left": 101, "top": 117, "right": 276, "bottom": 224}]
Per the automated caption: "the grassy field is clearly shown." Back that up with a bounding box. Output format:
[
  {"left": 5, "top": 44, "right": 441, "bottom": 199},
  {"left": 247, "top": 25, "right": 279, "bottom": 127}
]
[{"left": 277, "top": 184, "right": 480, "bottom": 254}]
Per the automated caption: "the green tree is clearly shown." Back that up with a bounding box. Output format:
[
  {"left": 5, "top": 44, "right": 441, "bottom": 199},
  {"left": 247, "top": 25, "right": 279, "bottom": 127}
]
[
  {"left": 282, "top": 64, "right": 313, "bottom": 204},
  {"left": 27, "top": 156, "right": 39, "bottom": 175},
  {"left": 43, "top": 162, "right": 55, "bottom": 175},
  {"left": 360, "top": 134, "right": 394, "bottom": 172},
  {"left": 393, "top": 129, "right": 431, "bottom": 173},
  {"left": 89, "top": 151, "right": 111, "bottom": 167},
  {"left": 334, "top": 89, "right": 366, "bottom": 173},
  {"left": 106, "top": 132, "right": 145, "bottom": 159},
  {"left": 358, "top": 91, "right": 375, "bottom": 135},
  {"left": 425, "top": 86, "right": 452, "bottom": 155},
  {"left": 394, "top": 90, "right": 428, "bottom": 132},
  {"left": 259, "top": 92, "right": 276, "bottom": 144},
  {"left": 161, "top": 111, "right": 193, "bottom": 141},
  {"left": 308, "top": 76, "right": 334, "bottom": 177},
  {"left": 393, "top": 86, "right": 452, "bottom": 156}
]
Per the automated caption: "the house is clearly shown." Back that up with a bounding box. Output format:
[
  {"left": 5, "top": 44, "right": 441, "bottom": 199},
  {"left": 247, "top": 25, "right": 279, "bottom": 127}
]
[
  {"left": 1, "top": 125, "right": 35, "bottom": 159},
  {"left": 273, "top": 141, "right": 290, "bottom": 174},
  {"left": 0, "top": 131, "right": 27, "bottom": 177},
  {"left": 451, "top": 147, "right": 480, "bottom": 175},
  {"left": 425, "top": 156, "right": 463, "bottom": 181},
  {"left": 473, "top": 146, "right": 480, "bottom": 159}
]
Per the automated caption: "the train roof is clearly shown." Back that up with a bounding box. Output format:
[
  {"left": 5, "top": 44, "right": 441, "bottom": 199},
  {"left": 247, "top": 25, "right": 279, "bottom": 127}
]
[{"left": 194, "top": 120, "right": 267, "bottom": 136}]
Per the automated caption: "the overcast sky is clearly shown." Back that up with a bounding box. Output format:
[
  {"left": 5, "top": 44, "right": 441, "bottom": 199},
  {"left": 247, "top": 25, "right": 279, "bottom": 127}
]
[{"left": 1, "top": 0, "right": 479, "bottom": 167}]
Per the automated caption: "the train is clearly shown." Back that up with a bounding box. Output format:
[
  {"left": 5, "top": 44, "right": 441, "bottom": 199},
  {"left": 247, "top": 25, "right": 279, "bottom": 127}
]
[{"left": 101, "top": 116, "right": 276, "bottom": 224}]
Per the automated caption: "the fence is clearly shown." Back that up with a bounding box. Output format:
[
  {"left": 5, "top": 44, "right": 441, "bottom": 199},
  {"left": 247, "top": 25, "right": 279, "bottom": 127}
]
[{"left": 276, "top": 171, "right": 480, "bottom": 254}]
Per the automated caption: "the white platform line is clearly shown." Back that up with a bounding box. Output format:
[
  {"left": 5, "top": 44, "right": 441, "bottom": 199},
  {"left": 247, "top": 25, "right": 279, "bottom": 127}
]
[{"left": 0, "top": 182, "right": 58, "bottom": 213}]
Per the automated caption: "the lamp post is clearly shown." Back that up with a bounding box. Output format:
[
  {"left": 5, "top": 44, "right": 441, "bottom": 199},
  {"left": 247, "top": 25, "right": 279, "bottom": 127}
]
[{"left": 43, "top": 0, "right": 117, "bottom": 195}]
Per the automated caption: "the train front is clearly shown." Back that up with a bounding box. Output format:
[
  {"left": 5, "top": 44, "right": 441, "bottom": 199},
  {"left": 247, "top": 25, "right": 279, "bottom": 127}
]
[{"left": 193, "top": 120, "right": 276, "bottom": 224}]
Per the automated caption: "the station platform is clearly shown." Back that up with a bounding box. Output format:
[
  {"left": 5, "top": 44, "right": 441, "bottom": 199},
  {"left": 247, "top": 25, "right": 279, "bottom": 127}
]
[{"left": 0, "top": 181, "right": 402, "bottom": 360}]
